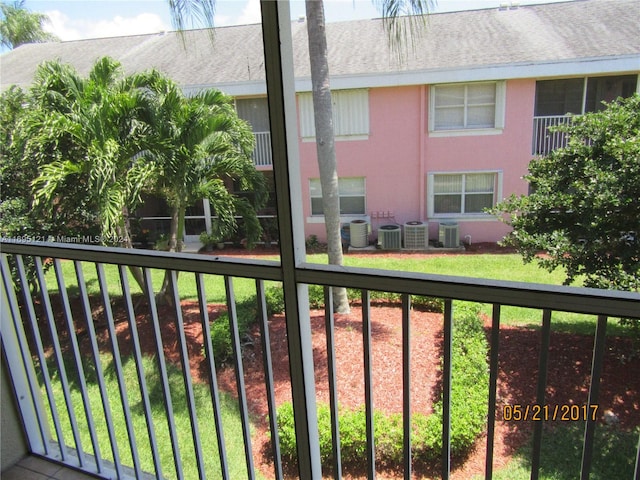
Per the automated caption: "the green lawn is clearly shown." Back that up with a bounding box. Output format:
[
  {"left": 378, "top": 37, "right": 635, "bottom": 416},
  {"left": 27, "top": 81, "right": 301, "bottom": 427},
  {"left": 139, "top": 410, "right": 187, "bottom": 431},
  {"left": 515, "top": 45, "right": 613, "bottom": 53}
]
[
  {"left": 47, "top": 260, "right": 266, "bottom": 303},
  {"left": 47, "top": 253, "right": 632, "bottom": 336},
  {"left": 474, "top": 423, "right": 639, "bottom": 480},
  {"left": 305, "top": 253, "right": 631, "bottom": 336},
  {"left": 43, "top": 353, "right": 261, "bottom": 479},
  {"left": 310, "top": 252, "right": 569, "bottom": 283}
]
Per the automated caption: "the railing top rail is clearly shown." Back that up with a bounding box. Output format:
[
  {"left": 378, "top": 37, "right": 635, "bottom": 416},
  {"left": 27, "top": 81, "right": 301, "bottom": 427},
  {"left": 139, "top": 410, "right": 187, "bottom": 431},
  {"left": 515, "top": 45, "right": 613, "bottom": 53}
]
[
  {"left": 2, "top": 240, "right": 638, "bottom": 319},
  {"left": 533, "top": 114, "right": 576, "bottom": 120},
  {"left": 296, "top": 263, "right": 640, "bottom": 319},
  {"left": 0, "top": 240, "right": 282, "bottom": 281}
]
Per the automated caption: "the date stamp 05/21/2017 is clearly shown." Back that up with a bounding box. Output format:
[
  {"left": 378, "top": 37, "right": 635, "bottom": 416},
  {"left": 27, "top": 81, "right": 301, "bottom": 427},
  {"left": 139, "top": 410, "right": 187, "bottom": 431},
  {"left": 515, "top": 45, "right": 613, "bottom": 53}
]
[{"left": 502, "top": 404, "right": 599, "bottom": 422}]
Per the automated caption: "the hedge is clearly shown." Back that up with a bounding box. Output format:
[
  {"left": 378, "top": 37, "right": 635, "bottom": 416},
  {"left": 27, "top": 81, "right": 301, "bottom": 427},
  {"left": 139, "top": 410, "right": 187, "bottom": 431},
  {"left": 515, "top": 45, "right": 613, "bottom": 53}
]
[
  {"left": 276, "top": 302, "right": 489, "bottom": 469},
  {"left": 264, "top": 283, "right": 443, "bottom": 314}
]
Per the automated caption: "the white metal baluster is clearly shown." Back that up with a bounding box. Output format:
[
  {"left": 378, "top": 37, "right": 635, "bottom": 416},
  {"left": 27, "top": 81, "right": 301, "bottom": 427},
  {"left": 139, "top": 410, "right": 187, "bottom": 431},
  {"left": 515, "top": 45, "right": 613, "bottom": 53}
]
[
  {"left": 117, "top": 265, "right": 164, "bottom": 479},
  {"left": 195, "top": 273, "right": 230, "bottom": 480},
  {"left": 264, "top": 132, "right": 273, "bottom": 166},
  {"left": 142, "top": 267, "right": 184, "bottom": 479},
  {"left": 167, "top": 270, "right": 207, "bottom": 479},
  {"left": 257, "top": 132, "right": 273, "bottom": 166},
  {"left": 52, "top": 258, "right": 100, "bottom": 470},
  {"left": 73, "top": 261, "right": 123, "bottom": 478},
  {"left": 0, "top": 254, "right": 49, "bottom": 454},
  {"left": 532, "top": 117, "right": 541, "bottom": 155},
  {"left": 34, "top": 256, "right": 85, "bottom": 464},
  {"left": 551, "top": 117, "right": 560, "bottom": 151},
  {"left": 13, "top": 255, "right": 65, "bottom": 458},
  {"left": 95, "top": 263, "right": 142, "bottom": 477},
  {"left": 545, "top": 117, "right": 551, "bottom": 152}
]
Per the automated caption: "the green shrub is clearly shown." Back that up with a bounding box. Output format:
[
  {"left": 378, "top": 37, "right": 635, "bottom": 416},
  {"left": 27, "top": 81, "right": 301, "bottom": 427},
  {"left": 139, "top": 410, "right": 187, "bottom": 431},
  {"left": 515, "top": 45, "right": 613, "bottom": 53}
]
[
  {"left": 276, "top": 301, "right": 489, "bottom": 470},
  {"left": 264, "top": 284, "right": 285, "bottom": 315},
  {"left": 275, "top": 402, "right": 297, "bottom": 458},
  {"left": 209, "top": 297, "right": 262, "bottom": 364},
  {"left": 374, "top": 412, "right": 403, "bottom": 465},
  {"left": 263, "top": 284, "right": 335, "bottom": 312},
  {"left": 210, "top": 313, "right": 233, "bottom": 363},
  {"left": 264, "top": 284, "right": 443, "bottom": 314}
]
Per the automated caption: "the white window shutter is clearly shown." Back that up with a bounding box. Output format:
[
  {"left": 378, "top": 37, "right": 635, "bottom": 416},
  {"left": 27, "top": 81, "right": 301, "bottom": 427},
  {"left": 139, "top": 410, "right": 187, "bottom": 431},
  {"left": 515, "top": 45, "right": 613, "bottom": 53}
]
[
  {"left": 298, "top": 92, "right": 316, "bottom": 138},
  {"left": 299, "top": 89, "right": 369, "bottom": 138}
]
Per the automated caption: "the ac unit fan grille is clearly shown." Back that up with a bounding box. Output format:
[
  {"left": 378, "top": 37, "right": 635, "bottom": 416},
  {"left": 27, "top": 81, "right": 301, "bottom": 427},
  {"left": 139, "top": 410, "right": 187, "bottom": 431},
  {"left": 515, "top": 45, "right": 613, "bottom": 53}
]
[
  {"left": 438, "top": 223, "right": 459, "bottom": 248},
  {"left": 404, "top": 222, "right": 428, "bottom": 250},
  {"left": 379, "top": 226, "right": 401, "bottom": 250}
]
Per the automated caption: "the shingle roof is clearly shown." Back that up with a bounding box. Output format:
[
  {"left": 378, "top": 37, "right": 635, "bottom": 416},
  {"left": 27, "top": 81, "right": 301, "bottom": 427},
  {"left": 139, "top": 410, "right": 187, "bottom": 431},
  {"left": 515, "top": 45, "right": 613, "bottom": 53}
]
[{"left": 1, "top": 0, "right": 638, "bottom": 93}]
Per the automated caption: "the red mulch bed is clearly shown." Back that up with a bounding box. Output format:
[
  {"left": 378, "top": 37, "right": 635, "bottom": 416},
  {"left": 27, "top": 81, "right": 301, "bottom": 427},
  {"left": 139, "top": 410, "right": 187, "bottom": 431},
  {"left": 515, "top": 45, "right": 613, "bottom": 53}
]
[
  {"left": 39, "top": 297, "right": 638, "bottom": 479},
  {"left": 29, "top": 244, "right": 639, "bottom": 478}
]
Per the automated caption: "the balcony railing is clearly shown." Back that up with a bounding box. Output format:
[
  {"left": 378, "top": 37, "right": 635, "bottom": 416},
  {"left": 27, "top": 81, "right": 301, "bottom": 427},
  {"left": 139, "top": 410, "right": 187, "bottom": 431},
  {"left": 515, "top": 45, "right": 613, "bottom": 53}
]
[
  {"left": 252, "top": 132, "right": 272, "bottom": 167},
  {"left": 532, "top": 115, "right": 574, "bottom": 156},
  {"left": 2, "top": 239, "right": 639, "bottom": 479}
]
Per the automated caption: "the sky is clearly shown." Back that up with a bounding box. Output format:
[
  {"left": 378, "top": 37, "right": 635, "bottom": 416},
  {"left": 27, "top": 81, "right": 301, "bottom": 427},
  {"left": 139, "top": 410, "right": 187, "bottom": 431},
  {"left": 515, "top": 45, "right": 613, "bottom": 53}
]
[{"left": 15, "top": 0, "right": 573, "bottom": 43}]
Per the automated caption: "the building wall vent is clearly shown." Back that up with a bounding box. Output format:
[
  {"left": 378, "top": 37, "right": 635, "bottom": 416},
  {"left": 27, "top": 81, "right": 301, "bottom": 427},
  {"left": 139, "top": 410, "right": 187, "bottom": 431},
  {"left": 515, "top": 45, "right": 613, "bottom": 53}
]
[
  {"left": 438, "top": 222, "right": 459, "bottom": 248},
  {"left": 350, "top": 219, "right": 369, "bottom": 248},
  {"left": 404, "top": 221, "right": 428, "bottom": 250},
  {"left": 378, "top": 225, "right": 401, "bottom": 250}
]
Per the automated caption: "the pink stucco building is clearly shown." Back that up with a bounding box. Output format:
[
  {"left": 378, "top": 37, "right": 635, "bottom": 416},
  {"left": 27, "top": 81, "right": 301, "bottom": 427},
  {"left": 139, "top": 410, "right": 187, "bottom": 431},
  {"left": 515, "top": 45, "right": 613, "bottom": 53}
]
[{"left": 2, "top": 0, "right": 639, "bottom": 247}]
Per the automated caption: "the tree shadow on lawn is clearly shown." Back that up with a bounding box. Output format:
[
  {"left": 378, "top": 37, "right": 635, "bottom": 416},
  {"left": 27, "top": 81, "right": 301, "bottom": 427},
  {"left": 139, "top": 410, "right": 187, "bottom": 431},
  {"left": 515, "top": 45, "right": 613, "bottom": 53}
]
[
  {"left": 502, "top": 422, "right": 639, "bottom": 479},
  {"left": 493, "top": 324, "right": 640, "bottom": 476}
]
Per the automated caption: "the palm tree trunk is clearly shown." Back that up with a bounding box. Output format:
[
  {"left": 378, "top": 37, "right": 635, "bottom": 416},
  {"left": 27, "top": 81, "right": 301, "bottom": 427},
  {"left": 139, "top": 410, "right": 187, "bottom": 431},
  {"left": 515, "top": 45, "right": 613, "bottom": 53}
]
[
  {"left": 176, "top": 204, "right": 186, "bottom": 253},
  {"left": 118, "top": 207, "right": 146, "bottom": 293},
  {"left": 157, "top": 204, "right": 182, "bottom": 306},
  {"left": 167, "top": 204, "right": 180, "bottom": 252},
  {"left": 305, "top": 0, "right": 350, "bottom": 314}
]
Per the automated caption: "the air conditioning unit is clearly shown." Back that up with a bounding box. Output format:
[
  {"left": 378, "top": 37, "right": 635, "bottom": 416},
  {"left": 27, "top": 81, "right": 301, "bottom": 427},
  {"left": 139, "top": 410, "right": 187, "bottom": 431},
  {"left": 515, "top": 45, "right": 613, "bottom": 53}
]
[
  {"left": 350, "top": 219, "right": 369, "bottom": 248},
  {"left": 439, "top": 222, "right": 460, "bottom": 248},
  {"left": 378, "top": 225, "right": 401, "bottom": 250},
  {"left": 404, "top": 221, "right": 428, "bottom": 250}
]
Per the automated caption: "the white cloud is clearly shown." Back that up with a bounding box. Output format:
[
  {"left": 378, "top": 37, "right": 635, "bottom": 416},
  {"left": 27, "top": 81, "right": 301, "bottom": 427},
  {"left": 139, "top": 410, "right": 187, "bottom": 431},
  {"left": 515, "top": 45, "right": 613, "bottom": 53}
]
[
  {"left": 44, "top": 10, "right": 171, "bottom": 41},
  {"left": 213, "top": 15, "right": 233, "bottom": 27},
  {"left": 44, "top": 10, "right": 83, "bottom": 41}
]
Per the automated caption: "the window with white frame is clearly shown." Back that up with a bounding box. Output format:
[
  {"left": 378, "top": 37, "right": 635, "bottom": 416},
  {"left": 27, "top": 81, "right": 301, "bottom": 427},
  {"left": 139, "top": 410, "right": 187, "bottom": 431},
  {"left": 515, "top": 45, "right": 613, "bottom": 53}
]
[
  {"left": 310, "top": 177, "right": 366, "bottom": 215},
  {"left": 430, "top": 81, "right": 505, "bottom": 133},
  {"left": 299, "top": 89, "right": 369, "bottom": 139},
  {"left": 428, "top": 172, "right": 501, "bottom": 217}
]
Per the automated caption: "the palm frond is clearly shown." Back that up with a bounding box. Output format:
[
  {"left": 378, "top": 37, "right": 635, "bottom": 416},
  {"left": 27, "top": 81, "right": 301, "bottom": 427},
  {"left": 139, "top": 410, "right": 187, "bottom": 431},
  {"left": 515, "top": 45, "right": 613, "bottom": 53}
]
[
  {"left": 233, "top": 196, "right": 263, "bottom": 248},
  {"left": 32, "top": 160, "right": 83, "bottom": 206},
  {"left": 100, "top": 187, "right": 125, "bottom": 240},
  {"left": 167, "top": 0, "right": 216, "bottom": 47},
  {"left": 373, "top": 0, "right": 435, "bottom": 60}
]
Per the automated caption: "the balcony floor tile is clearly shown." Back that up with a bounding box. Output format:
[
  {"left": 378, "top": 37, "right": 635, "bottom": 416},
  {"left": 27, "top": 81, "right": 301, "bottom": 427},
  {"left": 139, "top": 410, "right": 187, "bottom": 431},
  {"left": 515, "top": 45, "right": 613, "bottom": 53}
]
[{"left": 2, "top": 456, "right": 102, "bottom": 480}]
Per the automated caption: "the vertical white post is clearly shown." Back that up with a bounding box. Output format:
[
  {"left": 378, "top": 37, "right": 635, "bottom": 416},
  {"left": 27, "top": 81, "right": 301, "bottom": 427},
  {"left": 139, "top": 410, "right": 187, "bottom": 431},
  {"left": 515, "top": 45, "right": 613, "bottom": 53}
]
[
  {"left": 203, "top": 199, "right": 213, "bottom": 234},
  {"left": 260, "top": 1, "right": 321, "bottom": 477},
  {"left": 0, "top": 256, "right": 48, "bottom": 455}
]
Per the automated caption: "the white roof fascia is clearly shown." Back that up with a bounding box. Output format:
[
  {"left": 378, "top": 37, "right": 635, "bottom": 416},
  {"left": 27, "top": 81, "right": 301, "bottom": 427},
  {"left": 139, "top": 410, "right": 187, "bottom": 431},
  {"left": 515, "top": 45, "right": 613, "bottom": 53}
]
[
  {"left": 181, "top": 56, "right": 639, "bottom": 97},
  {"left": 183, "top": 81, "right": 267, "bottom": 97},
  {"left": 294, "top": 55, "right": 640, "bottom": 92}
]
